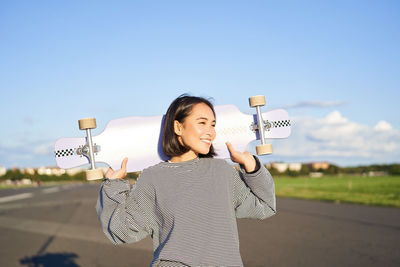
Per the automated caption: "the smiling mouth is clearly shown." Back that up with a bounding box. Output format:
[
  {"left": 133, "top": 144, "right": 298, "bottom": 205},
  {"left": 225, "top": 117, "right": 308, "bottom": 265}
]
[{"left": 201, "top": 139, "right": 212, "bottom": 145}]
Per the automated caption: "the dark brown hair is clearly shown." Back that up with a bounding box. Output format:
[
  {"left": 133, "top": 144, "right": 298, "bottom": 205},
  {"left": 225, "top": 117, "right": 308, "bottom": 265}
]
[{"left": 162, "top": 94, "right": 217, "bottom": 158}]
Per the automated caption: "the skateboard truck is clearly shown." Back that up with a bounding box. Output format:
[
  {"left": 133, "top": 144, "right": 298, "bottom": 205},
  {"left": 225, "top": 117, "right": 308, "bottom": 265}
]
[
  {"left": 249, "top": 95, "right": 273, "bottom": 155},
  {"left": 78, "top": 118, "right": 104, "bottom": 180},
  {"left": 251, "top": 121, "right": 272, "bottom": 132},
  {"left": 77, "top": 144, "right": 100, "bottom": 157}
]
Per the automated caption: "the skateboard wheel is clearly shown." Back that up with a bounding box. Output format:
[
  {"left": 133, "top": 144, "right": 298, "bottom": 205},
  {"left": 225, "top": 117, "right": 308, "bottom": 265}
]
[
  {"left": 79, "top": 118, "right": 97, "bottom": 130},
  {"left": 249, "top": 95, "right": 266, "bottom": 107},
  {"left": 86, "top": 169, "right": 104, "bottom": 180},
  {"left": 256, "top": 144, "right": 273, "bottom": 155}
]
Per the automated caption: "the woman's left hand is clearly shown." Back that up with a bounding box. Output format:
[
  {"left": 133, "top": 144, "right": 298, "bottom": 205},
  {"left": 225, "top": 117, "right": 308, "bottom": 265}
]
[{"left": 226, "top": 142, "right": 257, "bottom": 173}]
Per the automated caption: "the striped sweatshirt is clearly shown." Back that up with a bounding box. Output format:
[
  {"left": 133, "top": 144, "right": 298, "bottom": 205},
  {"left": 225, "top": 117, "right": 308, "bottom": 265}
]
[{"left": 96, "top": 156, "right": 276, "bottom": 267}]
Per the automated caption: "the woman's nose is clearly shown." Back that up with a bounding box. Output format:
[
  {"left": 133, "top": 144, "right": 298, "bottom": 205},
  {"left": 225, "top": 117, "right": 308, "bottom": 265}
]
[{"left": 208, "top": 126, "right": 216, "bottom": 138}]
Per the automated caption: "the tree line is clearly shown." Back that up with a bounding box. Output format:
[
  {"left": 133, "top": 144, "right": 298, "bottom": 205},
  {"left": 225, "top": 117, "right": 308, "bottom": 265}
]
[
  {"left": 1, "top": 163, "right": 399, "bottom": 182},
  {"left": 267, "top": 163, "right": 400, "bottom": 177},
  {"left": 0, "top": 169, "right": 140, "bottom": 182}
]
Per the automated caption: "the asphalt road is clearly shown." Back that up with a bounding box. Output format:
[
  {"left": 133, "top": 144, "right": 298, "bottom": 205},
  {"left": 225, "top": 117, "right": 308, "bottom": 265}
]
[{"left": 0, "top": 183, "right": 399, "bottom": 267}]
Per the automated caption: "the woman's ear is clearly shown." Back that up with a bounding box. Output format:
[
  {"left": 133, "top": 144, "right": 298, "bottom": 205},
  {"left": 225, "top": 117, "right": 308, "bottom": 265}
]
[{"left": 174, "top": 120, "right": 182, "bottom": 136}]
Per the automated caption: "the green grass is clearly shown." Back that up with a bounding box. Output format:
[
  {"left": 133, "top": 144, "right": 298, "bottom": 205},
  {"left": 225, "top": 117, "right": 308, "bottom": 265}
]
[{"left": 274, "top": 175, "right": 400, "bottom": 207}]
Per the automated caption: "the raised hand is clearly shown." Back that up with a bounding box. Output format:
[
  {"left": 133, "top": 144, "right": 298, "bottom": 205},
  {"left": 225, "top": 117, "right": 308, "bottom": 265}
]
[
  {"left": 225, "top": 142, "right": 257, "bottom": 173},
  {"left": 105, "top": 157, "right": 128, "bottom": 179}
]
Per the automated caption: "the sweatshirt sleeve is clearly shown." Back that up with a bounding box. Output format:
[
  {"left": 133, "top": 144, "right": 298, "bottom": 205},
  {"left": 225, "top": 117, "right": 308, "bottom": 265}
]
[
  {"left": 232, "top": 156, "right": 276, "bottom": 219},
  {"left": 95, "top": 174, "right": 155, "bottom": 245}
]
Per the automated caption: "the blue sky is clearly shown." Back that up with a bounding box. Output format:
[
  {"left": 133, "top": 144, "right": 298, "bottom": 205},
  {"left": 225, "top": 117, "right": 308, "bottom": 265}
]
[{"left": 0, "top": 0, "right": 399, "bottom": 169}]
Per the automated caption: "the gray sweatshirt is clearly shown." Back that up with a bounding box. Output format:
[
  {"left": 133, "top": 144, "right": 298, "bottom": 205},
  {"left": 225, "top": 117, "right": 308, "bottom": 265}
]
[{"left": 96, "top": 157, "right": 276, "bottom": 267}]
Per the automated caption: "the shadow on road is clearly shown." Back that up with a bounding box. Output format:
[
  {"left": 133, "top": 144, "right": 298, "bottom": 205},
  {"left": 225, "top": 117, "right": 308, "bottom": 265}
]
[
  {"left": 19, "top": 234, "right": 80, "bottom": 267},
  {"left": 20, "top": 252, "right": 80, "bottom": 267}
]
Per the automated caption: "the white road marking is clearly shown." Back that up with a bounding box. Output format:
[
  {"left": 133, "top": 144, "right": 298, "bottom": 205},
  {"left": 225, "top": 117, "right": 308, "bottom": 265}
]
[{"left": 0, "top": 193, "right": 34, "bottom": 204}]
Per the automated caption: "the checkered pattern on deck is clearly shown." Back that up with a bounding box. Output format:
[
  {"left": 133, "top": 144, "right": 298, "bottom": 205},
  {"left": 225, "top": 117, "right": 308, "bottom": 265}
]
[
  {"left": 272, "top": 120, "right": 291, "bottom": 128},
  {"left": 54, "top": 149, "right": 75, "bottom": 158}
]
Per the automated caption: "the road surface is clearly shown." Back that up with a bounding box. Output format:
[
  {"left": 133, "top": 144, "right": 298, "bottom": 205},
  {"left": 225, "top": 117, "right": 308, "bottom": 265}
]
[{"left": 0, "top": 183, "right": 399, "bottom": 267}]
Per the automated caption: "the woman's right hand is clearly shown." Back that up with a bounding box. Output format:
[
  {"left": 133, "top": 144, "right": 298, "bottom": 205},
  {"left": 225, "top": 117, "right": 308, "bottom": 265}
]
[{"left": 105, "top": 157, "right": 128, "bottom": 179}]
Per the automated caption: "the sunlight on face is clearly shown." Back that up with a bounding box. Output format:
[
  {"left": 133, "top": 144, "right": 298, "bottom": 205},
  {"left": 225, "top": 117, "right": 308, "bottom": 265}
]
[{"left": 173, "top": 103, "right": 216, "bottom": 161}]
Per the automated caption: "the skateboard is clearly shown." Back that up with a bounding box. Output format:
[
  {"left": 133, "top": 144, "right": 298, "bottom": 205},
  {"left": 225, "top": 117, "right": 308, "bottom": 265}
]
[{"left": 54, "top": 95, "right": 291, "bottom": 180}]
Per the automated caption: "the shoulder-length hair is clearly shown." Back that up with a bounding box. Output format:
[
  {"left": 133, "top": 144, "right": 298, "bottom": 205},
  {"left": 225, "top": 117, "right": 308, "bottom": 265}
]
[{"left": 162, "top": 94, "right": 217, "bottom": 158}]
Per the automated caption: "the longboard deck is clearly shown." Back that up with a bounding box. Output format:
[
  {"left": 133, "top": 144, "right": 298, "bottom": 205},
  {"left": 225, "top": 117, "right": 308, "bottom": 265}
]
[{"left": 55, "top": 105, "right": 291, "bottom": 172}]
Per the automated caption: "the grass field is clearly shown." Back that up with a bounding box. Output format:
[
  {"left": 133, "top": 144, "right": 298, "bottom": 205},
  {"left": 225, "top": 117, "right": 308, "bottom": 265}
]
[
  {"left": 2, "top": 175, "right": 399, "bottom": 208},
  {"left": 274, "top": 175, "right": 400, "bottom": 207}
]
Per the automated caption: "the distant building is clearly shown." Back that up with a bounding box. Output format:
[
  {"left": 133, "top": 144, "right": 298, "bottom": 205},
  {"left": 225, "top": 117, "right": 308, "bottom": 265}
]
[
  {"left": 21, "top": 168, "right": 35, "bottom": 175},
  {"left": 21, "top": 178, "right": 32, "bottom": 185},
  {"left": 367, "top": 171, "right": 388, "bottom": 177},
  {"left": 37, "top": 166, "right": 66, "bottom": 176},
  {"left": 21, "top": 166, "right": 90, "bottom": 177},
  {"left": 37, "top": 166, "right": 101, "bottom": 177},
  {"left": 270, "top": 162, "right": 303, "bottom": 173},
  {"left": 271, "top": 162, "right": 288, "bottom": 173},
  {"left": 66, "top": 167, "right": 86, "bottom": 176},
  {"left": 288, "top": 163, "right": 302, "bottom": 172},
  {"left": 0, "top": 167, "right": 6, "bottom": 176},
  {"left": 309, "top": 162, "right": 330, "bottom": 171}
]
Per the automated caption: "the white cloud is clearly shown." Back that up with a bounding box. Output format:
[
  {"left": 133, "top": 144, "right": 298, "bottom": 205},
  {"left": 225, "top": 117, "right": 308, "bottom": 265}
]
[
  {"left": 0, "top": 140, "right": 56, "bottom": 168},
  {"left": 33, "top": 142, "right": 54, "bottom": 155},
  {"left": 284, "top": 101, "right": 346, "bottom": 109},
  {"left": 374, "top": 121, "right": 393, "bottom": 131},
  {"left": 2, "top": 111, "right": 398, "bottom": 168},
  {"left": 324, "top": 110, "right": 348, "bottom": 124},
  {"left": 271, "top": 110, "right": 400, "bottom": 165}
]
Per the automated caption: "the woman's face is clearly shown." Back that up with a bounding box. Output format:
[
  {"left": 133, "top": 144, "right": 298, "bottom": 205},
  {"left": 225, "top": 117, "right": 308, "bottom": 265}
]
[{"left": 174, "top": 103, "right": 216, "bottom": 157}]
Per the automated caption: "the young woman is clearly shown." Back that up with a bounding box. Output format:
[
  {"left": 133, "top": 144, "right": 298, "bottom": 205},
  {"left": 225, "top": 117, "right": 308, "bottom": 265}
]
[{"left": 96, "top": 95, "right": 276, "bottom": 267}]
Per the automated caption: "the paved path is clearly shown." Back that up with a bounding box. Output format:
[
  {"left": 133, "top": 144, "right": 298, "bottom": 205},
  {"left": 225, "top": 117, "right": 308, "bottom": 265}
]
[{"left": 0, "top": 183, "right": 399, "bottom": 267}]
